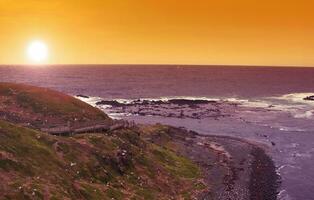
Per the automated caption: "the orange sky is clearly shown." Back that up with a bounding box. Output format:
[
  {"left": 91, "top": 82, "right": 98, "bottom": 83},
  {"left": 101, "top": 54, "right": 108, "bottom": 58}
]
[{"left": 0, "top": 0, "right": 314, "bottom": 66}]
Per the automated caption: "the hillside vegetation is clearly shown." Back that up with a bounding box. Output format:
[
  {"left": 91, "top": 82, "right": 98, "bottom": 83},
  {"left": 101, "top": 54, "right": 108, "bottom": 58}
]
[
  {"left": 0, "top": 83, "right": 110, "bottom": 129},
  {"left": 0, "top": 120, "right": 206, "bottom": 199},
  {"left": 0, "top": 83, "right": 208, "bottom": 200}
]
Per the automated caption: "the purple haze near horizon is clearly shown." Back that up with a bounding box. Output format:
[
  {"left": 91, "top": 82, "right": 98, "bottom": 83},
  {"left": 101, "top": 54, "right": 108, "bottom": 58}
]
[{"left": 0, "top": 65, "right": 314, "bottom": 99}]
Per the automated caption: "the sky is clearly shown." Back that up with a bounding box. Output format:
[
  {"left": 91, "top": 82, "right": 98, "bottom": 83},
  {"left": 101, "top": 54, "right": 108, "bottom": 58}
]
[{"left": 0, "top": 0, "right": 314, "bottom": 66}]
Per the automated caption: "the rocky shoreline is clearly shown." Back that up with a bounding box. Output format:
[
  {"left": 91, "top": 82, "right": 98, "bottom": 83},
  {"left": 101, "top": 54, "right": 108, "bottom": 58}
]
[
  {"left": 91, "top": 97, "right": 236, "bottom": 120},
  {"left": 249, "top": 147, "right": 279, "bottom": 200},
  {"left": 76, "top": 95, "right": 281, "bottom": 199},
  {"left": 144, "top": 126, "right": 280, "bottom": 200}
]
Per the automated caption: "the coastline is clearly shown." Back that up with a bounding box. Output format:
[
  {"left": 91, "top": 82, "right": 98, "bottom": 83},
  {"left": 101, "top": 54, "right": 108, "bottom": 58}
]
[
  {"left": 77, "top": 95, "right": 282, "bottom": 199},
  {"left": 144, "top": 126, "right": 280, "bottom": 199},
  {"left": 199, "top": 134, "right": 280, "bottom": 200},
  {"left": 193, "top": 133, "right": 280, "bottom": 200},
  {"left": 198, "top": 134, "right": 280, "bottom": 200},
  {"left": 82, "top": 94, "right": 313, "bottom": 200},
  {"left": 249, "top": 146, "right": 279, "bottom": 200},
  {"left": 0, "top": 83, "right": 280, "bottom": 199}
]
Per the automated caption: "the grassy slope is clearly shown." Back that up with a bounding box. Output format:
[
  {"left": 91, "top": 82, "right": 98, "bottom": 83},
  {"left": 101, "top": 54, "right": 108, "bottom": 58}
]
[
  {"left": 0, "top": 83, "right": 110, "bottom": 128},
  {"left": 0, "top": 83, "right": 209, "bottom": 199},
  {"left": 0, "top": 120, "right": 204, "bottom": 199}
]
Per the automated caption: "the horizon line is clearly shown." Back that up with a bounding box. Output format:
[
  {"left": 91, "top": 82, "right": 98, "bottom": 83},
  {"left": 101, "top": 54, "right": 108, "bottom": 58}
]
[{"left": 0, "top": 64, "right": 313, "bottom": 68}]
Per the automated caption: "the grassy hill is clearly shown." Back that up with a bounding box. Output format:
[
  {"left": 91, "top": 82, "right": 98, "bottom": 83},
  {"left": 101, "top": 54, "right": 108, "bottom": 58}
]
[
  {"left": 0, "top": 83, "right": 208, "bottom": 199},
  {"left": 0, "top": 120, "right": 206, "bottom": 199},
  {"left": 0, "top": 83, "right": 110, "bottom": 129}
]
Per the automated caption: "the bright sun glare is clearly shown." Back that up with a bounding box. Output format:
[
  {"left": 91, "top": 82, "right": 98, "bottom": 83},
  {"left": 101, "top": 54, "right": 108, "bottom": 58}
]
[{"left": 27, "top": 40, "right": 48, "bottom": 63}]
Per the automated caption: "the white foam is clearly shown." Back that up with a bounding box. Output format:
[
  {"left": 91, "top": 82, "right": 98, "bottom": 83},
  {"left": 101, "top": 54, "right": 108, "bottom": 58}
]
[
  {"left": 278, "top": 189, "right": 293, "bottom": 200},
  {"left": 266, "top": 93, "right": 314, "bottom": 120},
  {"left": 294, "top": 152, "right": 312, "bottom": 158},
  {"left": 75, "top": 96, "right": 102, "bottom": 106},
  {"left": 293, "top": 110, "right": 314, "bottom": 119},
  {"left": 76, "top": 94, "right": 314, "bottom": 125},
  {"left": 114, "top": 98, "right": 134, "bottom": 104},
  {"left": 279, "top": 126, "right": 306, "bottom": 132},
  {"left": 236, "top": 99, "right": 272, "bottom": 108},
  {"left": 273, "top": 93, "right": 314, "bottom": 106}
]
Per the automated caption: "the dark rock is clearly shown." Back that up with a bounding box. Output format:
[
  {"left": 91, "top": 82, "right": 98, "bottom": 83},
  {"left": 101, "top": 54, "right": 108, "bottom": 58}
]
[
  {"left": 304, "top": 95, "right": 314, "bottom": 101},
  {"left": 150, "top": 100, "right": 167, "bottom": 105},
  {"left": 96, "top": 100, "right": 124, "bottom": 107},
  {"left": 168, "top": 99, "right": 213, "bottom": 105}
]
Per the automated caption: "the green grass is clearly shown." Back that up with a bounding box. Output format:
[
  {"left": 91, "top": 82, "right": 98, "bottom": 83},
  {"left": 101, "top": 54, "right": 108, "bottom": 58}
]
[
  {"left": 0, "top": 117, "right": 205, "bottom": 199},
  {"left": 0, "top": 159, "right": 29, "bottom": 173},
  {"left": 0, "top": 121, "right": 62, "bottom": 175},
  {"left": 152, "top": 145, "right": 200, "bottom": 179},
  {"left": 87, "top": 135, "right": 118, "bottom": 151}
]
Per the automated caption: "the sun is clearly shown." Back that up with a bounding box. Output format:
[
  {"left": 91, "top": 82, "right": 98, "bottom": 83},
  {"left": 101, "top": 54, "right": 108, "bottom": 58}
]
[{"left": 27, "top": 40, "right": 48, "bottom": 63}]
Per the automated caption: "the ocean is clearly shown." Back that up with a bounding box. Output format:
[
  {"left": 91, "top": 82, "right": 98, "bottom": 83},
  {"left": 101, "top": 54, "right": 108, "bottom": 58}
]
[
  {"left": 1, "top": 65, "right": 314, "bottom": 99},
  {"left": 1, "top": 65, "right": 314, "bottom": 200}
]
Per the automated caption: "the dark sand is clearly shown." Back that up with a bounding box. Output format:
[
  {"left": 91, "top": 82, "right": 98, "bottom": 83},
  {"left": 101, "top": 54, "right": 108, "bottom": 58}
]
[{"left": 149, "top": 127, "right": 279, "bottom": 200}]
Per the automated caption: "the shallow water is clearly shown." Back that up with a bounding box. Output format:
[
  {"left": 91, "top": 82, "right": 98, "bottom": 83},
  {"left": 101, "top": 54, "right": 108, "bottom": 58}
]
[{"left": 1, "top": 65, "right": 314, "bottom": 200}]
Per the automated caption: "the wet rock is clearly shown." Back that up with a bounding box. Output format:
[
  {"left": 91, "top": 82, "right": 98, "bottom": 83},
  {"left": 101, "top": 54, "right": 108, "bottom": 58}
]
[
  {"left": 96, "top": 100, "right": 124, "bottom": 107},
  {"left": 304, "top": 95, "right": 314, "bottom": 101},
  {"left": 168, "top": 99, "right": 213, "bottom": 105}
]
